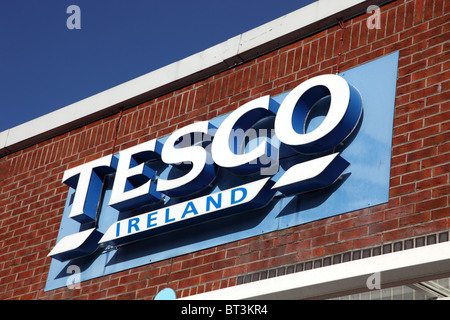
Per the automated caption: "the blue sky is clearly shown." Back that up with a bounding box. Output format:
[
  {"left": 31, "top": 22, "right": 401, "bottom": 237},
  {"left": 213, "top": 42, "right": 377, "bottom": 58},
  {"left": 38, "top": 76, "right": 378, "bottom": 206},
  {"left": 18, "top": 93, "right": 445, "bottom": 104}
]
[{"left": 0, "top": 0, "right": 315, "bottom": 132}]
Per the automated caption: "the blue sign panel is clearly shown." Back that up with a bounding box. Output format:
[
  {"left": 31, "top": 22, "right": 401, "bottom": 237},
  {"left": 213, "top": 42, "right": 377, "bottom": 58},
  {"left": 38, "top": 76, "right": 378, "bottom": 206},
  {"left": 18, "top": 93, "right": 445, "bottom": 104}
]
[{"left": 45, "top": 52, "right": 398, "bottom": 291}]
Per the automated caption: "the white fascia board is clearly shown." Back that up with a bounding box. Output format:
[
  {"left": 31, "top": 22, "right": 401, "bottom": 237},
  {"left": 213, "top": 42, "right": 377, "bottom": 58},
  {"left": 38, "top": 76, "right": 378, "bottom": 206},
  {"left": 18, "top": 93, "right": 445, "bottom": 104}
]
[
  {"left": 0, "top": 0, "right": 388, "bottom": 156},
  {"left": 238, "top": 0, "right": 363, "bottom": 55},
  {"left": 181, "top": 242, "right": 450, "bottom": 300},
  {"left": 0, "top": 130, "right": 8, "bottom": 150}
]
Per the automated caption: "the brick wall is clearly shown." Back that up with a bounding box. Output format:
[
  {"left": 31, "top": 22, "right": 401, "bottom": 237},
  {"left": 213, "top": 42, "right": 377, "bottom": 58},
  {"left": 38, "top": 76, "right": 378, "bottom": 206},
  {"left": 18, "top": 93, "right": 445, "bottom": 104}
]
[{"left": 0, "top": 0, "right": 448, "bottom": 299}]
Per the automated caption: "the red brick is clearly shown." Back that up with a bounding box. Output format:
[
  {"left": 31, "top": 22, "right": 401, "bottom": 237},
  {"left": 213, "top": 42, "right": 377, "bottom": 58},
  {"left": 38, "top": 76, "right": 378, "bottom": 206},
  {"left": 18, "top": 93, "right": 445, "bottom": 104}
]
[
  {"left": 354, "top": 211, "right": 384, "bottom": 226},
  {"left": 384, "top": 227, "right": 415, "bottom": 242},
  {"left": 274, "top": 232, "right": 299, "bottom": 246},
  {"left": 368, "top": 219, "right": 399, "bottom": 235},
  {"left": 311, "top": 233, "right": 339, "bottom": 247},
  {"left": 431, "top": 207, "right": 450, "bottom": 220},
  {"left": 401, "top": 190, "right": 432, "bottom": 205},
  {"left": 422, "top": 153, "right": 450, "bottom": 168},
  {"left": 392, "top": 140, "right": 422, "bottom": 157},
  {"left": 212, "top": 258, "right": 236, "bottom": 270},
  {"left": 339, "top": 226, "right": 368, "bottom": 241},
  {"left": 406, "top": 146, "right": 438, "bottom": 162},
  {"left": 286, "top": 239, "right": 311, "bottom": 254},
  {"left": 414, "top": 219, "right": 448, "bottom": 236},
  {"left": 417, "top": 175, "right": 448, "bottom": 191},
  {"left": 433, "top": 184, "right": 450, "bottom": 198},
  {"left": 390, "top": 182, "right": 416, "bottom": 197},
  {"left": 426, "top": 92, "right": 450, "bottom": 106},
  {"left": 200, "top": 270, "right": 223, "bottom": 283},
  {"left": 353, "top": 235, "right": 383, "bottom": 248},
  {"left": 242, "top": 260, "right": 267, "bottom": 273},
  {"left": 399, "top": 211, "right": 431, "bottom": 227},
  {"left": 297, "top": 247, "right": 324, "bottom": 261},
  {"left": 416, "top": 197, "right": 448, "bottom": 212}
]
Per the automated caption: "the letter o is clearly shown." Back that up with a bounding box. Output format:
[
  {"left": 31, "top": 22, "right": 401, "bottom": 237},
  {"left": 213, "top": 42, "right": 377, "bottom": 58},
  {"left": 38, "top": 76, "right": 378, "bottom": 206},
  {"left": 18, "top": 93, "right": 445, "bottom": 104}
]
[{"left": 274, "top": 74, "right": 362, "bottom": 153}]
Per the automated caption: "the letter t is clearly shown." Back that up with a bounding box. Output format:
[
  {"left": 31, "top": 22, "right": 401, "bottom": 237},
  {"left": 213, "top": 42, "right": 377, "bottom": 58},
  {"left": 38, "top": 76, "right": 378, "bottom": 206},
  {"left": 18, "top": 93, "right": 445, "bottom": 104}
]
[{"left": 62, "top": 155, "right": 115, "bottom": 223}]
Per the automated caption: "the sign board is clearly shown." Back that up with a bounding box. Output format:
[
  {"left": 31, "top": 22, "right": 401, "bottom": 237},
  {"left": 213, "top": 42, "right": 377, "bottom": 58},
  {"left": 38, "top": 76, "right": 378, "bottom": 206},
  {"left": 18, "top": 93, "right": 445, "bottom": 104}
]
[{"left": 45, "top": 52, "right": 399, "bottom": 291}]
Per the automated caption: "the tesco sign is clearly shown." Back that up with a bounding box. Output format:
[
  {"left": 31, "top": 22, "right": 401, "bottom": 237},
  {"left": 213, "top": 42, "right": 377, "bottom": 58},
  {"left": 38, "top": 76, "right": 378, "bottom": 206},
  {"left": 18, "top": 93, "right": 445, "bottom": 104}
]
[{"left": 48, "top": 74, "right": 363, "bottom": 261}]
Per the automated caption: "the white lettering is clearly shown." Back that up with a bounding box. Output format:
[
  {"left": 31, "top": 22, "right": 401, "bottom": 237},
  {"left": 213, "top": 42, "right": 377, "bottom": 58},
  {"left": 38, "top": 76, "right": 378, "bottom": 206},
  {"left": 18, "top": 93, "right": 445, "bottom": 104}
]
[
  {"left": 51, "top": 74, "right": 363, "bottom": 256},
  {"left": 100, "top": 178, "right": 270, "bottom": 245},
  {"left": 109, "top": 139, "right": 161, "bottom": 211},
  {"left": 64, "top": 75, "right": 359, "bottom": 209},
  {"left": 157, "top": 121, "right": 215, "bottom": 196},
  {"left": 211, "top": 95, "right": 277, "bottom": 174},
  {"left": 275, "top": 74, "right": 354, "bottom": 153},
  {"left": 62, "top": 155, "right": 114, "bottom": 222}
]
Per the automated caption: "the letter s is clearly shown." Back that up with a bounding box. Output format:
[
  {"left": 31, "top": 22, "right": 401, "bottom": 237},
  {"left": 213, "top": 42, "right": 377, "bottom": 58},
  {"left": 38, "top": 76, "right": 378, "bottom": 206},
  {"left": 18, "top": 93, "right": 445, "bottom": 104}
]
[{"left": 157, "top": 121, "right": 215, "bottom": 197}]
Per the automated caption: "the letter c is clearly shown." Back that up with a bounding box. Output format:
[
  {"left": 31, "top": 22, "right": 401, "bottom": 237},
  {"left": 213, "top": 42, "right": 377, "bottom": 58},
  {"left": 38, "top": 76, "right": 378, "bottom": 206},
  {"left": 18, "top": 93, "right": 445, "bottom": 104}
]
[{"left": 211, "top": 95, "right": 278, "bottom": 174}]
